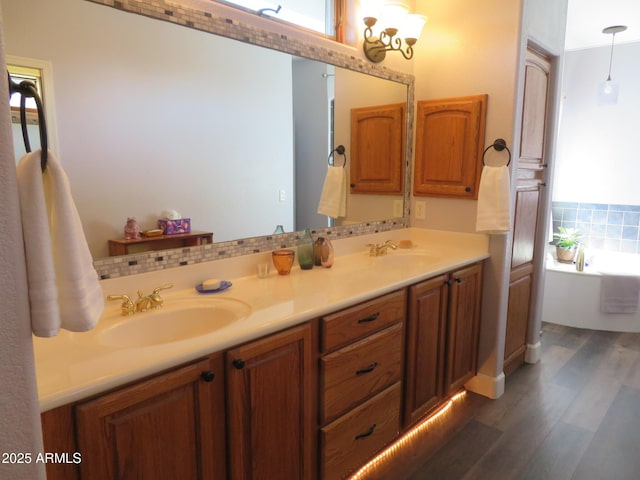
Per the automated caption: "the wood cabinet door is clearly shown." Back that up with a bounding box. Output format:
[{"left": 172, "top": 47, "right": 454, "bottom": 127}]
[
  {"left": 504, "top": 264, "right": 533, "bottom": 374},
  {"left": 226, "top": 323, "right": 315, "bottom": 480},
  {"left": 42, "top": 405, "right": 79, "bottom": 480},
  {"left": 413, "top": 95, "right": 487, "bottom": 199},
  {"left": 445, "top": 263, "right": 483, "bottom": 394},
  {"left": 504, "top": 46, "right": 551, "bottom": 374},
  {"left": 404, "top": 275, "right": 449, "bottom": 427},
  {"left": 350, "top": 103, "right": 405, "bottom": 194},
  {"left": 511, "top": 184, "right": 542, "bottom": 269},
  {"left": 75, "top": 355, "right": 227, "bottom": 480},
  {"left": 519, "top": 48, "right": 550, "bottom": 169}
]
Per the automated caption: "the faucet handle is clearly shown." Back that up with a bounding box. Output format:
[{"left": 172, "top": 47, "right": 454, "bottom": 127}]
[
  {"left": 148, "top": 283, "right": 173, "bottom": 309},
  {"left": 106, "top": 294, "right": 135, "bottom": 316},
  {"left": 152, "top": 283, "right": 174, "bottom": 295}
]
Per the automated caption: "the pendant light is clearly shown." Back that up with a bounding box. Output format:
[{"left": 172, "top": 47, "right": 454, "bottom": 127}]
[{"left": 598, "top": 25, "right": 627, "bottom": 105}]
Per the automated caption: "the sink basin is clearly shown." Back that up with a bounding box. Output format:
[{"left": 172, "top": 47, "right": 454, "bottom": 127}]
[
  {"left": 99, "top": 299, "right": 251, "bottom": 348},
  {"left": 374, "top": 251, "right": 435, "bottom": 267}
]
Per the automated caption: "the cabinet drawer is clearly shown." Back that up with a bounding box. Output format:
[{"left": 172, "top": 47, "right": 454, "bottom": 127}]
[
  {"left": 321, "top": 289, "right": 406, "bottom": 352},
  {"left": 321, "top": 323, "right": 403, "bottom": 424},
  {"left": 321, "top": 382, "right": 401, "bottom": 480}
]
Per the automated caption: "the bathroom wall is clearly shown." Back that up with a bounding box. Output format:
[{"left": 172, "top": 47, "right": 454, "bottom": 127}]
[
  {"left": 554, "top": 42, "right": 640, "bottom": 206},
  {"left": 0, "top": 11, "right": 46, "bottom": 479},
  {"left": 552, "top": 201, "right": 640, "bottom": 254},
  {"left": 409, "top": 0, "right": 568, "bottom": 395}
]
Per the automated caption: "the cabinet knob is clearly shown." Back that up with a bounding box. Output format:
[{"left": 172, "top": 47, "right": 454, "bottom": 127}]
[
  {"left": 454, "top": 277, "right": 462, "bottom": 284},
  {"left": 232, "top": 359, "right": 245, "bottom": 370},
  {"left": 201, "top": 370, "right": 215, "bottom": 382},
  {"left": 350, "top": 183, "right": 356, "bottom": 188},
  {"left": 465, "top": 186, "right": 471, "bottom": 193}
]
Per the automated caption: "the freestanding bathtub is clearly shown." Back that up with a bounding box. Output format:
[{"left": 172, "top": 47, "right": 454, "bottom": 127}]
[{"left": 542, "top": 249, "right": 640, "bottom": 332}]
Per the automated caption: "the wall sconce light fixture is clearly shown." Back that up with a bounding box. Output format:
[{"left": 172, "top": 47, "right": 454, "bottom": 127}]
[
  {"left": 598, "top": 25, "right": 626, "bottom": 105},
  {"left": 362, "top": 1, "right": 427, "bottom": 63}
]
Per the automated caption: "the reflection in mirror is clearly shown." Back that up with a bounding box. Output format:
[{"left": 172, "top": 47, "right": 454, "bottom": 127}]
[
  {"left": 3, "top": 0, "right": 410, "bottom": 266},
  {"left": 219, "top": 0, "right": 335, "bottom": 36}
]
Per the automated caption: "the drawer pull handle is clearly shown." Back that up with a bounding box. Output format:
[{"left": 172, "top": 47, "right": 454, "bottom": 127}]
[
  {"left": 355, "top": 424, "right": 377, "bottom": 440},
  {"left": 356, "top": 362, "right": 378, "bottom": 376},
  {"left": 358, "top": 312, "right": 380, "bottom": 324}
]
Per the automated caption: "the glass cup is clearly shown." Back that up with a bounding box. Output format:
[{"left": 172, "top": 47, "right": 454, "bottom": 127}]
[
  {"left": 272, "top": 249, "right": 295, "bottom": 275},
  {"left": 257, "top": 262, "right": 270, "bottom": 278}
]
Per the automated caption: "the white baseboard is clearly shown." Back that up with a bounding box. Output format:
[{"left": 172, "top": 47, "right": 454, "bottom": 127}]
[
  {"left": 465, "top": 372, "right": 505, "bottom": 399},
  {"left": 525, "top": 341, "right": 541, "bottom": 364}
]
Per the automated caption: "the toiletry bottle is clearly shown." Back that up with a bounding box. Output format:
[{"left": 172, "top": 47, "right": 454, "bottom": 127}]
[
  {"left": 576, "top": 244, "right": 585, "bottom": 272},
  {"left": 297, "top": 229, "right": 314, "bottom": 270}
]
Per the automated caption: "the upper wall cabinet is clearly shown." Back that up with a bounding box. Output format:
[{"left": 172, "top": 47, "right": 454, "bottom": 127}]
[
  {"left": 350, "top": 103, "right": 405, "bottom": 195},
  {"left": 413, "top": 95, "right": 487, "bottom": 199}
]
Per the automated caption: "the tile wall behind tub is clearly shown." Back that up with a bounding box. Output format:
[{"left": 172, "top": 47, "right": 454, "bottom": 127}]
[{"left": 552, "top": 202, "right": 640, "bottom": 254}]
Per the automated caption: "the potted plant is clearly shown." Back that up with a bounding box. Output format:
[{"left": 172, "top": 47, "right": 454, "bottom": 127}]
[{"left": 553, "top": 227, "right": 582, "bottom": 263}]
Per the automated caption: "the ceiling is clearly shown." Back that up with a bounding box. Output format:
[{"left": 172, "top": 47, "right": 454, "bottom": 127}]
[{"left": 565, "top": 0, "right": 640, "bottom": 50}]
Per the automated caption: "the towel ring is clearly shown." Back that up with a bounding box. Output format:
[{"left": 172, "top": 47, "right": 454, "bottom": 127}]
[
  {"left": 482, "top": 138, "right": 511, "bottom": 167},
  {"left": 8, "top": 72, "right": 49, "bottom": 171},
  {"left": 328, "top": 145, "right": 347, "bottom": 168}
]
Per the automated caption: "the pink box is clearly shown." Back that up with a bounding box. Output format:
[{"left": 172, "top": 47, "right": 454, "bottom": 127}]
[{"left": 158, "top": 218, "right": 191, "bottom": 235}]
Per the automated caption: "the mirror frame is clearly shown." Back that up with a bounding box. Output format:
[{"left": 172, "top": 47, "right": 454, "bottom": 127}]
[{"left": 87, "top": 0, "right": 414, "bottom": 280}]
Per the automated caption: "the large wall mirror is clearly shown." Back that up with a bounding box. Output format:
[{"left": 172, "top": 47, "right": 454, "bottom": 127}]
[{"left": 3, "top": 0, "right": 413, "bottom": 276}]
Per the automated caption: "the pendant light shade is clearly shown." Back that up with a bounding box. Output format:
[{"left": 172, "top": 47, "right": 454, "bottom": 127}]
[{"left": 598, "top": 25, "right": 626, "bottom": 105}]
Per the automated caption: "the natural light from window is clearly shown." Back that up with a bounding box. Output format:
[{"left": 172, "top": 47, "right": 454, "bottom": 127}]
[{"left": 219, "top": 0, "right": 332, "bottom": 36}]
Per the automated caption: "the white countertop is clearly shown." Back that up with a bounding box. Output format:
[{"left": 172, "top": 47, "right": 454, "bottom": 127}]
[{"left": 33, "top": 228, "right": 489, "bottom": 411}]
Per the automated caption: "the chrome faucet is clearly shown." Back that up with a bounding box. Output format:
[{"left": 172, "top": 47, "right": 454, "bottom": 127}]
[
  {"left": 366, "top": 240, "right": 398, "bottom": 256},
  {"left": 106, "top": 294, "right": 135, "bottom": 316},
  {"left": 136, "top": 283, "right": 174, "bottom": 312}
]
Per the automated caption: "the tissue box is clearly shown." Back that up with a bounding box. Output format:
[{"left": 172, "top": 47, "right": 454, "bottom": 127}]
[{"left": 158, "top": 218, "right": 191, "bottom": 235}]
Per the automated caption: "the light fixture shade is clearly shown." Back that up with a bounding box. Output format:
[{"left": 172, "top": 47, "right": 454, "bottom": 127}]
[
  {"left": 361, "top": 0, "right": 384, "bottom": 20},
  {"left": 598, "top": 79, "right": 619, "bottom": 104},
  {"left": 380, "top": 2, "right": 409, "bottom": 32},
  {"left": 403, "top": 13, "right": 427, "bottom": 40}
]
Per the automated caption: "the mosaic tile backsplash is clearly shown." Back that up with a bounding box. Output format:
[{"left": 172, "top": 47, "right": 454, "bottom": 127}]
[
  {"left": 552, "top": 202, "right": 640, "bottom": 254},
  {"left": 94, "top": 220, "right": 407, "bottom": 279}
]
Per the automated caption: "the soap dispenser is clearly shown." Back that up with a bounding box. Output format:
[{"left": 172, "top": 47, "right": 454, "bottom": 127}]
[{"left": 576, "top": 243, "right": 585, "bottom": 272}]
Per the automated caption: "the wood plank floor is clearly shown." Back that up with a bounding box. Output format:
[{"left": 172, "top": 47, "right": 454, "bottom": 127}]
[{"left": 378, "top": 322, "right": 640, "bottom": 480}]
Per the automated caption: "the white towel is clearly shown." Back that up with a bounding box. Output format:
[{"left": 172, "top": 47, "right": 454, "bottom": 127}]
[
  {"left": 317, "top": 166, "right": 347, "bottom": 219},
  {"left": 475, "top": 165, "right": 511, "bottom": 234},
  {"left": 600, "top": 273, "right": 640, "bottom": 314},
  {"left": 16, "top": 150, "right": 103, "bottom": 336}
]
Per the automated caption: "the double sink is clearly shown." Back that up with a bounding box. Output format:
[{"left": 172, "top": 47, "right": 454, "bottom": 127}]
[{"left": 97, "top": 249, "right": 435, "bottom": 348}]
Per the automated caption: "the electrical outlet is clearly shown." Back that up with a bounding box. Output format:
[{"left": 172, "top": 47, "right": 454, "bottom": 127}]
[
  {"left": 393, "top": 200, "right": 404, "bottom": 218},
  {"left": 279, "top": 189, "right": 286, "bottom": 202},
  {"left": 415, "top": 201, "right": 426, "bottom": 220}
]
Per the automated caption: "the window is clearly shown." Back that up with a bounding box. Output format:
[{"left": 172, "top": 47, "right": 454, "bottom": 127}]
[
  {"left": 8, "top": 64, "right": 42, "bottom": 111},
  {"left": 218, "top": 0, "right": 343, "bottom": 40},
  {"left": 7, "top": 58, "right": 51, "bottom": 162}
]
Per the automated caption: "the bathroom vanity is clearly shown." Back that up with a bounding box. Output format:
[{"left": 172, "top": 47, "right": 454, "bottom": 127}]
[{"left": 35, "top": 229, "right": 488, "bottom": 480}]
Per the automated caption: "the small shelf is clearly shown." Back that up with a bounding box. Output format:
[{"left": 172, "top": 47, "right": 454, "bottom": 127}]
[{"left": 108, "top": 231, "right": 213, "bottom": 256}]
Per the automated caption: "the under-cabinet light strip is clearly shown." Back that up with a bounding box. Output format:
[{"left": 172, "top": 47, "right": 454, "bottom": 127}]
[{"left": 348, "top": 390, "right": 468, "bottom": 480}]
